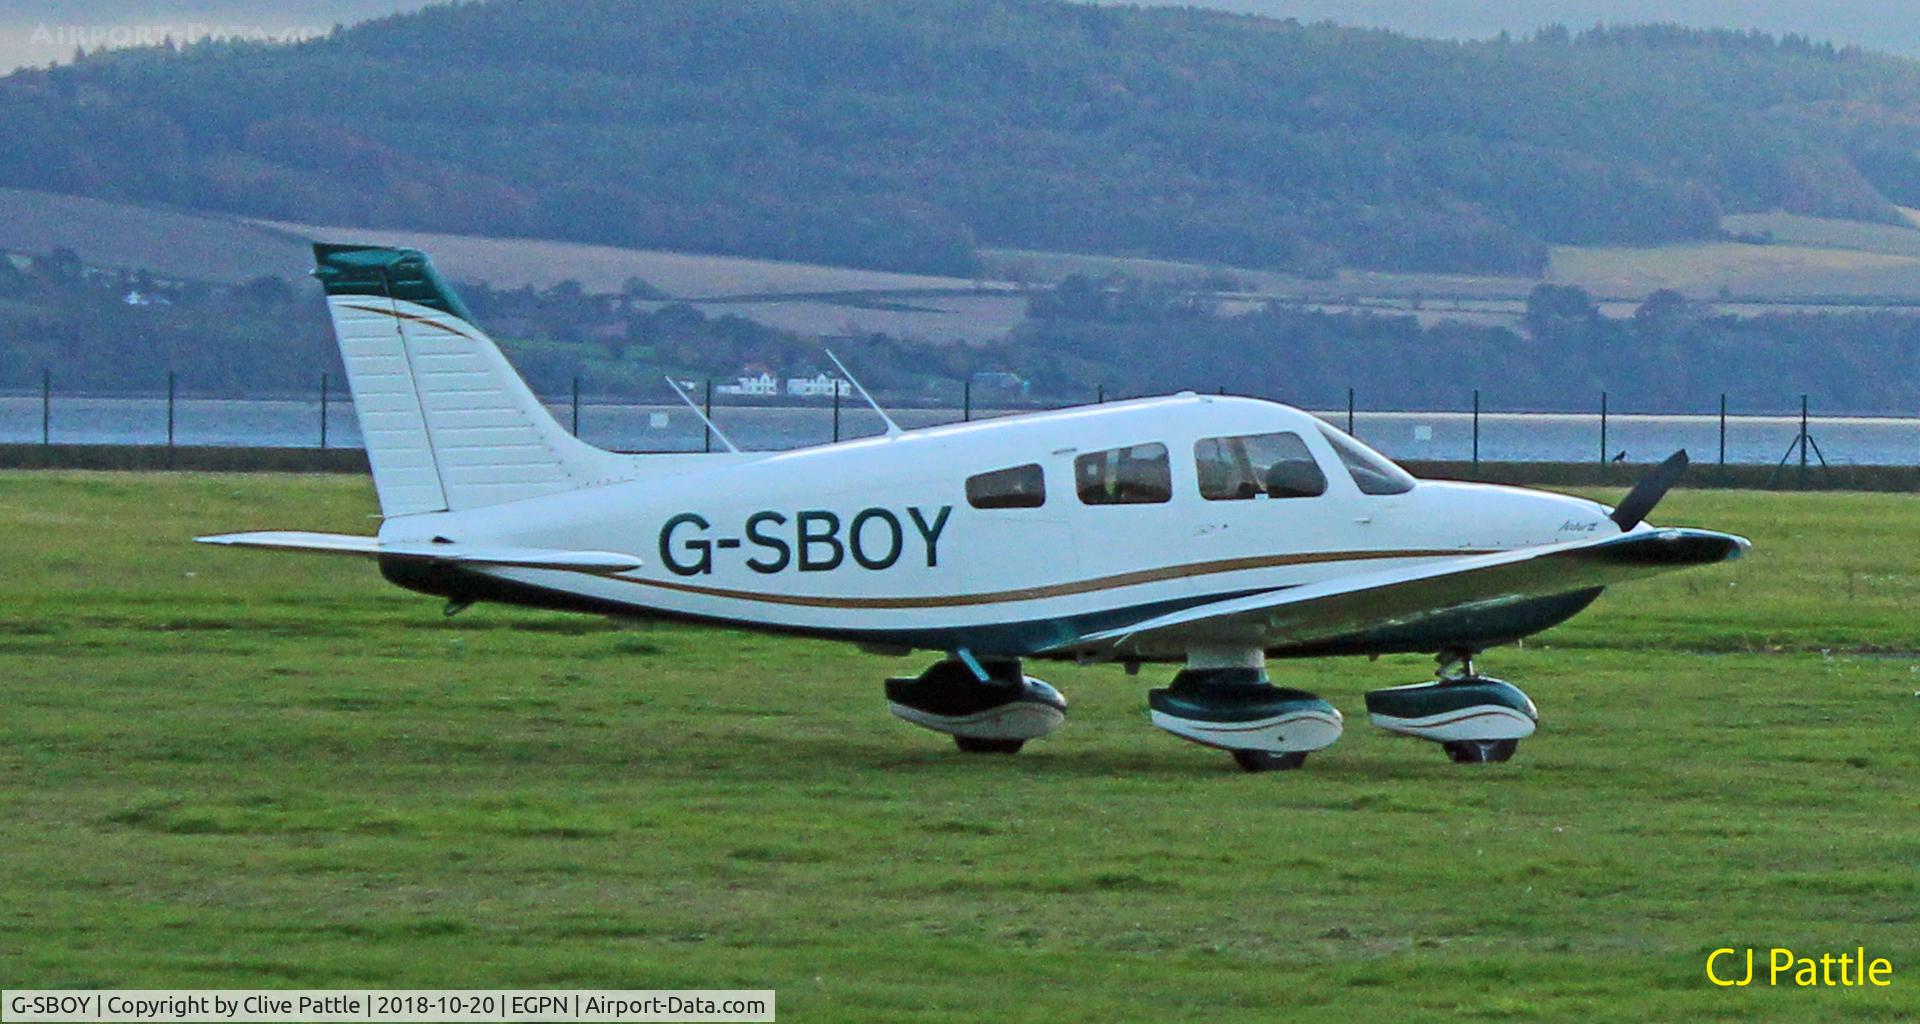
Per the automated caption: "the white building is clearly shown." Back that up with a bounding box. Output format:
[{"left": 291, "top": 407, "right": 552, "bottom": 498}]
[
  {"left": 786, "top": 372, "right": 851, "bottom": 398},
  {"left": 715, "top": 370, "right": 779, "bottom": 397}
]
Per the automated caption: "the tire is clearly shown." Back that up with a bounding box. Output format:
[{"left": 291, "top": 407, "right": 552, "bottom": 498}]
[
  {"left": 1231, "top": 749, "right": 1309, "bottom": 772},
  {"left": 1443, "top": 738, "right": 1519, "bottom": 763},
  {"left": 954, "top": 736, "right": 1025, "bottom": 754}
]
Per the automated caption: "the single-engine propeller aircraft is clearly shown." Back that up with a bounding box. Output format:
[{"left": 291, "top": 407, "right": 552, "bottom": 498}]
[{"left": 200, "top": 244, "right": 1750, "bottom": 771}]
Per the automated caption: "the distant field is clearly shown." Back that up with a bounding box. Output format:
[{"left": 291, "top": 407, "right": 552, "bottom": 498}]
[
  {"left": 0, "top": 188, "right": 1023, "bottom": 340},
  {"left": 1, "top": 473, "right": 1915, "bottom": 1020},
  {"left": 979, "top": 247, "right": 1304, "bottom": 292},
  {"left": 1724, "top": 211, "right": 1920, "bottom": 259},
  {"left": 9, "top": 184, "right": 1920, "bottom": 337},
  {"left": 1547, "top": 240, "right": 1920, "bottom": 300},
  {"left": 0, "top": 188, "right": 312, "bottom": 283},
  {"left": 268, "top": 222, "right": 1024, "bottom": 342},
  {"left": 263, "top": 221, "right": 992, "bottom": 299},
  {"left": 661, "top": 294, "right": 1031, "bottom": 345}
]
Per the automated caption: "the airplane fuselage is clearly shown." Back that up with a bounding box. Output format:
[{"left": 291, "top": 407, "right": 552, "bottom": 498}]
[{"left": 374, "top": 395, "right": 1619, "bottom": 660}]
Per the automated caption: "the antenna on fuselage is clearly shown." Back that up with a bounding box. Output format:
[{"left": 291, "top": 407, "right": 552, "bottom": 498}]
[
  {"left": 824, "top": 348, "right": 902, "bottom": 438},
  {"left": 662, "top": 376, "right": 741, "bottom": 454}
]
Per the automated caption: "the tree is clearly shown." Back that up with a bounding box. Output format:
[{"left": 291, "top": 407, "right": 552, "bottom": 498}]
[
  {"left": 1524, "top": 284, "right": 1599, "bottom": 337},
  {"left": 5, "top": 0, "right": 1914, "bottom": 277},
  {"left": 1632, "top": 289, "right": 1697, "bottom": 335},
  {"left": 37, "top": 247, "right": 83, "bottom": 284}
]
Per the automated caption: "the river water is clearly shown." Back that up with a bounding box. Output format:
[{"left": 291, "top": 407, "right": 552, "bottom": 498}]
[{"left": 1, "top": 396, "right": 1914, "bottom": 466}]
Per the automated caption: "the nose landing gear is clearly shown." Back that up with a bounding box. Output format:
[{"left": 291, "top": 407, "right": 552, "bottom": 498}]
[{"left": 1364, "top": 650, "right": 1537, "bottom": 764}]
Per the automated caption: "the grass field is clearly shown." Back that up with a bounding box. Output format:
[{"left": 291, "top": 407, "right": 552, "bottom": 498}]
[
  {"left": 2, "top": 472, "right": 1917, "bottom": 1021},
  {"left": 1546, "top": 240, "right": 1920, "bottom": 301}
]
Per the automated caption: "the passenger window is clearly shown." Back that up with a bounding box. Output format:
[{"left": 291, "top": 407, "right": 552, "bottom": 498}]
[
  {"left": 967, "top": 463, "right": 1046, "bottom": 509},
  {"left": 1075, "top": 443, "right": 1172, "bottom": 505},
  {"left": 1195, "top": 432, "right": 1326, "bottom": 500},
  {"left": 1318, "top": 425, "right": 1417, "bottom": 495}
]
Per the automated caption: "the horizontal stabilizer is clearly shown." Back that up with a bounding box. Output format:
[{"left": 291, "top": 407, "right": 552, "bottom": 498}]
[{"left": 195, "top": 531, "right": 642, "bottom": 575}]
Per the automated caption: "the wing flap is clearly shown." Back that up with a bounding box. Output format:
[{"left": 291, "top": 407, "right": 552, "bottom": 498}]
[
  {"left": 195, "top": 531, "right": 642, "bottom": 575},
  {"left": 1057, "top": 528, "right": 1747, "bottom": 656}
]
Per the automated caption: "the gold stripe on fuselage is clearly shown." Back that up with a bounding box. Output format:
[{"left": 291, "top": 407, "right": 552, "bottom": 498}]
[{"left": 627, "top": 549, "right": 1491, "bottom": 609}]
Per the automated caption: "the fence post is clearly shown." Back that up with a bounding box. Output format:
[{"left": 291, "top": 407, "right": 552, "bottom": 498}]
[
  {"left": 963, "top": 379, "right": 971, "bottom": 423},
  {"left": 167, "top": 371, "right": 176, "bottom": 449},
  {"left": 1718, "top": 393, "right": 1726, "bottom": 466},
  {"left": 703, "top": 379, "right": 714, "bottom": 454},
  {"left": 1346, "top": 386, "right": 1355, "bottom": 435},
  {"left": 320, "top": 373, "right": 329, "bottom": 450},
  {"left": 1800, "top": 394, "right": 1810, "bottom": 470},
  {"left": 832, "top": 381, "right": 841, "bottom": 443},
  {"left": 1097, "top": 384, "right": 1105, "bottom": 404},
  {"left": 41, "top": 368, "right": 50, "bottom": 446},
  {"left": 1599, "top": 390, "right": 1607, "bottom": 465},
  {"left": 571, "top": 375, "right": 581, "bottom": 437},
  {"left": 1471, "top": 388, "right": 1480, "bottom": 468}
]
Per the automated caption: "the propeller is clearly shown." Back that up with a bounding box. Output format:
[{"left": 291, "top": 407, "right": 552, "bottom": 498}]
[{"left": 1609, "top": 449, "right": 1689, "bottom": 531}]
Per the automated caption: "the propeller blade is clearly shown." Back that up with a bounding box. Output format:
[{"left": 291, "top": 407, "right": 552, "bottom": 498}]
[{"left": 1610, "top": 449, "right": 1690, "bottom": 531}]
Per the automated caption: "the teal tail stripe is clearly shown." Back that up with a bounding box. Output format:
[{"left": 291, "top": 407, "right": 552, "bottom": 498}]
[{"left": 312, "top": 243, "right": 475, "bottom": 323}]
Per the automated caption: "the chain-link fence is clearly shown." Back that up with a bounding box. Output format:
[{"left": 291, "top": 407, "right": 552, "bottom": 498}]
[{"left": 2, "top": 373, "right": 1915, "bottom": 468}]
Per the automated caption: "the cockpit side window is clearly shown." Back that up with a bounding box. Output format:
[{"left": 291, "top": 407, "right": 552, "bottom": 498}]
[
  {"left": 967, "top": 463, "right": 1046, "bottom": 509},
  {"left": 1318, "top": 425, "right": 1417, "bottom": 495},
  {"left": 1195, "top": 432, "right": 1326, "bottom": 500},
  {"left": 1075, "top": 443, "right": 1172, "bottom": 505}
]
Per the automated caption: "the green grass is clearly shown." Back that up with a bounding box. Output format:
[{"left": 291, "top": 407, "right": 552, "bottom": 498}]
[{"left": 1, "top": 473, "right": 1917, "bottom": 1020}]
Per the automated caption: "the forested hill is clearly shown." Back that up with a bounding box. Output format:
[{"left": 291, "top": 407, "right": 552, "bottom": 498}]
[{"left": 9, "top": 2, "right": 1920, "bottom": 276}]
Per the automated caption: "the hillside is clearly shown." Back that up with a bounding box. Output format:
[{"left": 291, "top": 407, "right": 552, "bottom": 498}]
[{"left": 10, "top": 3, "right": 1920, "bottom": 276}]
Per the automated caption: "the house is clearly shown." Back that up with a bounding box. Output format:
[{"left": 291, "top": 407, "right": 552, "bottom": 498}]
[
  {"left": 786, "top": 372, "right": 851, "bottom": 398},
  {"left": 970, "top": 371, "right": 1029, "bottom": 398},
  {"left": 715, "top": 366, "right": 778, "bottom": 397}
]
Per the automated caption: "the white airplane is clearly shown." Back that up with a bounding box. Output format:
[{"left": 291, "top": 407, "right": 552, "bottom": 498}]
[{"left": 200, "top": 244, "right": 1750, "bottom": 771}]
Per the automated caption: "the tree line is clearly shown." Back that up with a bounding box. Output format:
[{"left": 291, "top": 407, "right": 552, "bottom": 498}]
[
  {"left": 6, "top": 1, "right": 1920, "bottom": 276},
  {"left": 4, "top": 251, "right": 1917, "bottom": 416}
]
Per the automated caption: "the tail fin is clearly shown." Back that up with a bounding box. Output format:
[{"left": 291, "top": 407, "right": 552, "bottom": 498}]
[{"left": 314, "top": 243, "right": 628, "bottom": 516}]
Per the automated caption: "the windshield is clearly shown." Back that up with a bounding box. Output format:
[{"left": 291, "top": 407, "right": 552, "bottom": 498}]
[{"left": 1317, "top": 424, "right": 1417, "bottom": 495}]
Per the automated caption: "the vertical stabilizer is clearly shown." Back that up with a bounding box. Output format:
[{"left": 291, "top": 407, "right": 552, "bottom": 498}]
[{"left": 314, "top": 244, "right": 627, "bottom": 516}]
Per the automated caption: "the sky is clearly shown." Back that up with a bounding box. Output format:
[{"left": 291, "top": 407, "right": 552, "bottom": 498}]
[{"left": 3, "top": 1, "right": 1919, "bottom": 73}]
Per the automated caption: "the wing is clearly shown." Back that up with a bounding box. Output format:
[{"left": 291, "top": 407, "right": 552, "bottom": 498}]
[
  {"left": 196, "top": 531, "right": 642, "bottom": 575},
  {"left": 1052, "top": 527, "right": 1747, "bottom": 658}
]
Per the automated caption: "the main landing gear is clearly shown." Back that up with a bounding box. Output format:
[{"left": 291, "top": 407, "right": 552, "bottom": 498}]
[
  {"left": 885, "top": 654, "right": 1067, "bottom": 754},
  {"left": 886, "top": 647, "right": 1538, "bottom": 770},
  {"left": 1363, "top": 650, "right": 1538, "bottom": 763},
  {"left": 1146, "top": 648, "right": 1344, "bottom": 772}
]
